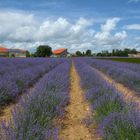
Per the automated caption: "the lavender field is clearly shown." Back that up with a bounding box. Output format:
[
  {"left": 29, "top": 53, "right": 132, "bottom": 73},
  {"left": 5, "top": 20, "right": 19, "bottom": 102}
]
[
  {"left": 0, "top": 58, "right": 140, "bottom": 140},
  {"left": 0, "top": 58, "right": 63, "bottom": 108}
]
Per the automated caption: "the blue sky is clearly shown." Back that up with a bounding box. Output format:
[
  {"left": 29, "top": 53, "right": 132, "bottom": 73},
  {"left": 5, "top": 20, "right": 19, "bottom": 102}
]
[{"left": 0, "top": 0, "right": 140, "bottom": 52}]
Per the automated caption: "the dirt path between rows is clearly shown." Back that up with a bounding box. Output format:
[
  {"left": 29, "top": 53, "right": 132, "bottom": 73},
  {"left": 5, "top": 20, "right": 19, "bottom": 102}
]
[
  {"left": 94, "top": 67, "right": 140, "bottom": 109},
  {"left": 59, "top": 63, "right": 97, "bottom": 140}
]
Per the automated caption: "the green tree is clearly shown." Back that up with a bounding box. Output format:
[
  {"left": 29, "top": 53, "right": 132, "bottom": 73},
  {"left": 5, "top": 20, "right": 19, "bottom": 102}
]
[
  {"left": 130, "top": 49, "right": 137, "bottom": 54},
  {"left": 112, "top": 49, "right": 116, "bottom": 56},
  {"left": 97, "top": 53, "right": 102, "bottom": 56},
  {"left": 35, "top": 45, "right": 52, "bottom": 57},
  {"left": 82, "top": 52, "right": 85, "bottom": 56},
  {"left": 86, "top": 50, "right": 92, "bottom": 56},
  {"left": 26, "top": 51, "right": 30, "bottom": 57},
  {"left": 96, "top": 48, "right": 138, "bottom": 57},
  {"left": 76, "top": 51, "right": 83, "bottom": 56}
]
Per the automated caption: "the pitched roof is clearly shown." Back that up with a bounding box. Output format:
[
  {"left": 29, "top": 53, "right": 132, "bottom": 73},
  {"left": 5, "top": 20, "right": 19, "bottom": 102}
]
[
  {"left": 0, "top": 45, "right": 27, "bottom": 53},
  {"left": 52, "top": 48, "right": 67, "bottom": 55},
  {"left": 0, "top": 45, "right": 8, "bottom": 52}
]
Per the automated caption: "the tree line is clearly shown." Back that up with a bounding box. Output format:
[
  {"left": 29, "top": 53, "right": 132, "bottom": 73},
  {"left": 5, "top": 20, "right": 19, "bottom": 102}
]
[
  {"left": 96, "top": 48, "right": 137, "bottom": 57},
  {"left": 74, "top": 48, "right": 138, "bottom": 57},
  {"left": 26, "top": 45, "right": 139, "bottom": 57}
]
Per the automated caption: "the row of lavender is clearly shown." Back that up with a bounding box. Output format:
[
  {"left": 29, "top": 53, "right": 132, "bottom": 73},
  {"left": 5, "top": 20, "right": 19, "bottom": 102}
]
[
  {"left": 0, "top": 58, "right": 49, "bottom": 75},
  {"left": 75, "top": 58, "right": 140, "bottom": 140},
  {"left": 0, "top": 58, "right": 63, "bottom": 108},
  {"left": 0, "top": 59, "right": 71, "bottom": 139},
  {"left": 84, "top": 58, "right": 140, "bottom": 93}
]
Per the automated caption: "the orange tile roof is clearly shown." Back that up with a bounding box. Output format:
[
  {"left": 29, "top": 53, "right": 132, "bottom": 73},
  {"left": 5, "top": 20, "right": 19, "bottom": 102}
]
[
  {"left": 0, "top": 46, "right": 27, "bottom": 53},
  {"left": 0, "top": 45, "right": 8, "bottom": 52},
  {"left": 52, "top": 48, "right": 67, "bottom": 55}
]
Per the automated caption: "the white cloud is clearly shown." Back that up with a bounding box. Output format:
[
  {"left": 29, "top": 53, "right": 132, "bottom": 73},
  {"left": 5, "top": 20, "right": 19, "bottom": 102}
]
[
  {"left": 114, "top": 31, "right": 127, "bottom": 39},
  {"left": 0, "top": 11, "right": 131, "bottom": 52},
  {"left": 36, "top": 18, "right": 71, "bottom": 40},
  {"left": 101, "top": 17, "right": 120, "bottom": 32},
  {"left": 95, "top": 18, "right": 120, "bottom": 40},
  {"left": 70, "top": 18, "right": 92, "bottom": 34},
  {"left": 94, "top": 18, "right": 126, "bottom": 42},
  {"left": 0, "top": 11, "right": 38, "bottom": 42},
  {"left": 124, "top": 24, "right": 140, "bottom": 30},
  {"left": 93, "top": 18, "right": 128, "bottom": 51}
]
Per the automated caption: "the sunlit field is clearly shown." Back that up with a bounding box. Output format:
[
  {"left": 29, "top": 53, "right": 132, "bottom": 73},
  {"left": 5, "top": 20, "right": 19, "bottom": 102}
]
[
  {"left": 0, "top": 58, "right": 140, "bottom": 139},
  {"left": 0, "top": 0, "right": 140, "bottom": 139}
]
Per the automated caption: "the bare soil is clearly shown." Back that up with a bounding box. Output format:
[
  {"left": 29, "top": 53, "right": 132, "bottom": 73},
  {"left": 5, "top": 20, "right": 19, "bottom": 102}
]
[{"left": 59, "top": 63, "right": 100, "bottom": 140}]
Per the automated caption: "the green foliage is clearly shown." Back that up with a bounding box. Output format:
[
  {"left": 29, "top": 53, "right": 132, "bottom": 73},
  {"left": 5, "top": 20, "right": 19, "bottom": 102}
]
[
  {"left": 0, "top": 88, "right": 12, "bottom": 106},
  {"left": 16, "top": 80, "right": 25, "bottom": 90},
  {"left": 104, "top": 119, "right": 140, "bottom": 140},
  {"left": 76, "top": 51, "right": 83, "bottom": 56},
  {"left": 95, "top": 100, "right": 123, "bottom": 123},
  {"left": 9, "top": 53, "right": 15, "bottom": 58},
  {"left": 99, "top": 58, "right": 140, "bottom": 64},
  {"left": 75, "top": 50, "right": 93, "bottom": 56},
  {"left": 86, "top": 49, "right": 92, "bottom": 56},
  {"left": 34, "top": 45, "right": 52, "bottom": 57},
  {"left": 26, "top": 51, "right": 30, "bottom": 57},
  {"left": 97, "top": 48, "right": 138, "bottom": 57}
]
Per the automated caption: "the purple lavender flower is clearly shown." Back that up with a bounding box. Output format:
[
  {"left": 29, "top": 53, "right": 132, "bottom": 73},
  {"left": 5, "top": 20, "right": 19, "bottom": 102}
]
[
  {"left": 0, "top": 58, "right": 63, "bottom": 107},
  {"left": 0, "top": 59, "right": 71, "bottom": 139},
  {"left": 74, "top": 58, "right": 140, "bottom": 140},
  {"left": 84, "top": 58, "right": 140, "bottom": 93}
]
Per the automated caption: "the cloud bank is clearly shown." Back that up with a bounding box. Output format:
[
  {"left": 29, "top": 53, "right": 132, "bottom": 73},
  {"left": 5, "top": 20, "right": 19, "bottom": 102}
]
[{"left": 0, "top": 11, "right": 137, "bottom": 52}]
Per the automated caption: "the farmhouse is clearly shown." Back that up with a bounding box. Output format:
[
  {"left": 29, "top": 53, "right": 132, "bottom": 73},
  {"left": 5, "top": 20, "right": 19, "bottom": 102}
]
[
  {"left": 52, "top": 48, "right": 68, "bottom": 57},
  {"left": 0, "top": 45, "right": 27, "bottom": 58},
  {"left": 128, "top": 52, "right": 140, "bottom": 58},
  {"left": 0, "top": 46, "right": 9, "bottom": 57}
]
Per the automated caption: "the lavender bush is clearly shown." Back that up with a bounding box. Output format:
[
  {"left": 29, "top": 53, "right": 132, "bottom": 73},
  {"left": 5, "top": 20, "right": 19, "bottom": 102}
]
[
  {"left": 0, "top": 58, "right": 63, "bottom": 107},
  {"left": 99, "top": 110, "right": 140, "bottom": 140},
  {"left": 0, "top": 59, "right": 71, "bottom": 139},
  {"left": 84, "top": 58, "right": 140, "bottom": 93},
  {"left": 74, "top": 58, "right": 140, "bottom": 140}
]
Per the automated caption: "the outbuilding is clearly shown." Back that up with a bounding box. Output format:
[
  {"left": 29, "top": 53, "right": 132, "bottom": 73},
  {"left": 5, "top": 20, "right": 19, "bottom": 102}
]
[
  {"left": 128, "top": 52, "right": 140, "bottom": 58},
  {"left": 0, "top": 46, "right": 9, "bottom": 57},
  {"left": 0, "top": 45, "right": 27, "bottom": 58},
  {"left": 52, "top": 48, "right": 68, "bottom": 57}
]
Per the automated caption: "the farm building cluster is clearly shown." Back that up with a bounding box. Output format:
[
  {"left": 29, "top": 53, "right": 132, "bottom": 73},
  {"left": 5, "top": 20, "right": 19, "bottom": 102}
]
[
  {"left": 0, "top": 45, "right": 69, "bottom": 58},
  {"left": 0, "top": 45, "right": 27, "bottom": 58}
]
